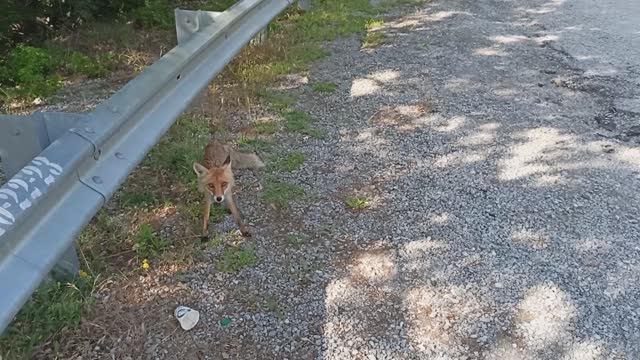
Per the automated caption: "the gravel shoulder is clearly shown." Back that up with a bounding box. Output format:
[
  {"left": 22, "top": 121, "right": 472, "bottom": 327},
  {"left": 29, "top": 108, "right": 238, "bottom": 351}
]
[
  {"left": 180, "top": 0, "right": 638, "bottom": 358},
  {"left": 27, "top": 0, "right": 640, "bottom": 358}
]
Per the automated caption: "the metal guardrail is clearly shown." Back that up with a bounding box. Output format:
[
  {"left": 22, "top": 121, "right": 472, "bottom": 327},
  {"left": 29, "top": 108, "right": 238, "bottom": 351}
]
[{"left": 0, "top": 0, "right": 296, "bottom": 333}]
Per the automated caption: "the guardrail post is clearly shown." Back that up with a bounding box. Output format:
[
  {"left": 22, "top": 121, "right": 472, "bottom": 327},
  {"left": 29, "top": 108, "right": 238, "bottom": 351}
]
[
  {"left": 175, "top": 8, "right": 269, "bottom": 46},
  {"left": 0, "top": 112, "right": 83, "bottom": 280},
  {"left": 175, "top": 9, "right": 221, "bottom": 45}
]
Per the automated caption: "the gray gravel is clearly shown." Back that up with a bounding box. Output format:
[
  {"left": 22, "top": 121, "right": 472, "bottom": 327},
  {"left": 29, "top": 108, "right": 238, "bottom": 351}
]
[
  {"left": 44, "top": 0, "right": 639, "bottom": 358},
  {"left": 163, "top": 0, "right": 640, "bottom": 359}
]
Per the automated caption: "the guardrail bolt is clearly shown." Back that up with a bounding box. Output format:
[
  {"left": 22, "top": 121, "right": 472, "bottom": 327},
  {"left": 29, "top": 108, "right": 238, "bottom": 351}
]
[
  {"left": 92, "top": 176, "right": 103, "bottom": 184},
  {"left": 84, "top": 127, "right": 95, "bottom": 134},
  {"left": 115, "top": 152, "right": 125, "bottom": 159}
]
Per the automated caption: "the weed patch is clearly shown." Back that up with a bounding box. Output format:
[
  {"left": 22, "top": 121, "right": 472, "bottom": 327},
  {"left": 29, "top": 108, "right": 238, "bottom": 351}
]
[
  {"left": 252, "top": 119, "right": 279, "bottom": 135},
  {"left": 263, "top": 295, "right": 285, "bottom": 319},
  {"left": 217, "top": 244, "right": 257, "bottom": 272},
  {"left": 346, "top": 196, "right": 370, "bottom": 210},
  {"left": 269, "top": 152, "right": 305, "bottom": 172},
  {"left": 148, "top": 115, "right": 210, "bottom": 182},
  {"left": 133, "top": 224, "right": 169, "bottom": 258},
  {"left": 285, "top": 234, "right": 305, "bottom": 249},
  {"left": 283, "top": 110, "right": 324, "bottom": 138},
  {"left": 0, "top": 276, "right": 94, "bottom": 359},
  {"left": 0, "top": 45, "right": 116, "bottom": 106},
  {"left": 312, "top": 82, "right": 338, "bottom": 93},
  {"left": 120, "top": 191, "right": 157, "bottom": 208},
  {"left": 262, "top": 179, "right": 306, "bottom": 208},
  {"left": 362, "top": 32, "right": 386, "bottom": 48}
]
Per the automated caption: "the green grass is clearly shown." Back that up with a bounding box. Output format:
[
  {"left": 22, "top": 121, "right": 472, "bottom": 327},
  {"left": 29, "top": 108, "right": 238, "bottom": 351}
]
[
  {"left": 362, "top": 32, "right": 386, "bottom": 48},
  {"left": 283, "top": 110, "right": 325, "bottom": 138},
  {"left": 148, "top": 115, "right": 209, "bottom": 182},
  {"left": 132, "top": 0, "right": 175, "bottom": 29},
  {"left": 262, "top": 179, "right": 306, "bottom": 208},
  {"left": 216, "top": 244, "right": 257, "bottom": 272},
  {"left": 258, "top": 91, "right": 324, "bottom": 139},
  {"left": 366, "top": 19, "right": 385, "bottom": 30},
  {"left": 345, "top": 196, "right": 371, "bottom": 210},
  {"left": 285, "top": 234, "right": 305, "bottom": 249},
  {"left": 224, "top": 0, "right": 402, "bottom": 98},
  {"left": 312, "top": 82, "right": 338, "bottom": 93},
  {"left": 119, "top": 190, "right": 156, "bottom": 208},
  {"left": 252, "top": 119, "right": 279, "bottom": 135},
  {"left": 263, "top": 295, "right": 286, "bottom": 320},
  {"left": 269, "top": 151, "right": 305, "bottom": 172},
  {"left": 181, "top": 201, "right": 226, "bottom": 224},
  {"left": 259, "top": 90, "right": 297, "bottom": 112},
  {"left": 0, "top": 276, "right": 94, "bottom": 359},
  {"left": 237, "top": 136, "right": 274, "bottom": 153},
  {"left": 0, "top": 45, "right": 116, "bottom": 105},
  {"left": 133, "top": 224, "right": 169, "bottom": 258}
]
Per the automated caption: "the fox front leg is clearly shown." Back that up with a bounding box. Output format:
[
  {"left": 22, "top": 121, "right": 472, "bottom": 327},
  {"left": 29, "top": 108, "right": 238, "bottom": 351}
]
[
  {"left": 201, "top": 194, "right": 212, "bottom": 242},
  {"left": 225, "top": 192, "right": 251, "bottom": 237}
]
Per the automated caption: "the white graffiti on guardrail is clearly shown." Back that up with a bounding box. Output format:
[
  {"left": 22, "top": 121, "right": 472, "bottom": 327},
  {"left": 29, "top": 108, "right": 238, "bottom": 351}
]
[{"left": 0, "top": 156, "right": 62, "bottom": 238}]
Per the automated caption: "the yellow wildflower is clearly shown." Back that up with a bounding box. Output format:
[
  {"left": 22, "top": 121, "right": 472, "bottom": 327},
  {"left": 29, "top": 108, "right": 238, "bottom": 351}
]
[
  {"left": 78, "top": 269, "right": 89, "bottom": 278},
  {"left": 141, "top": 259, "right": 150, "bottom": 270}
]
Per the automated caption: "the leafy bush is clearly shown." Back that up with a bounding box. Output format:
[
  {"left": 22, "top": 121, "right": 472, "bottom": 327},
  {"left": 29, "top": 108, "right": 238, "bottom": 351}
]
[
  {"left": 0, "top": 46, "right": 61, "bottom": 100},
  {"left": 0, "top": 45, "right": 115, "bottom": 102},
  {"left": 132, "top": 0, "right": 174, "bottom": 29}
]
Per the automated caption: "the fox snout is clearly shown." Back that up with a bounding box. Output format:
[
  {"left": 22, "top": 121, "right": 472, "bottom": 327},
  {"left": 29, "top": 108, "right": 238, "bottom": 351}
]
[{"left": 213, "top": 195, "right": 224, "bottom": 203}]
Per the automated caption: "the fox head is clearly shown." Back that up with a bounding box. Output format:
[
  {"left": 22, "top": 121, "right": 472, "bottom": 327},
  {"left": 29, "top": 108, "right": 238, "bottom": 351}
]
[{"left": 193, "top": 154, "right": 233, "bottom": 203}]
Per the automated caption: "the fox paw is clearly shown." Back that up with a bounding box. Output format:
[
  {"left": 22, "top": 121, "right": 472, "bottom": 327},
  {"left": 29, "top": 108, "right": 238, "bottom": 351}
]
[
  {"left": 240, "top": 228, "right": 252, "bottom": 237},
  {"left": 200, "top": 235, "right": 209, "bottom": 242}
]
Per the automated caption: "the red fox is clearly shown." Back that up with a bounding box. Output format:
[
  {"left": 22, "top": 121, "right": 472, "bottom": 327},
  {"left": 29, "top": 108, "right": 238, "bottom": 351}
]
[{"left": 193, "top": 140, "right": 264, "bottom": 240}]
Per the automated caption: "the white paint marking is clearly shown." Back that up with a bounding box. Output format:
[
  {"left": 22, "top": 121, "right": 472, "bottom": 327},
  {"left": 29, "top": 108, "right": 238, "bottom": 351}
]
[
  {"left": 0, "top": 207, "right": 15, "bottom": 223},
  {"left": 24, "top": 165, "right": 43, "bottom": 178},
  {"left": 0, "top": 189, "right": 18, "bottom": 203},
  {"left": 9, "top": 179, "right": 28, "bottom": 191},
  {"left": 31, "top": 188, "right": 42, "bottom": 200},
  {"left": 44, "top": 175, "right": 55, "bottom": 185},
  {"left": 19, "top": 199, "right": 32, "bottom": 210}
]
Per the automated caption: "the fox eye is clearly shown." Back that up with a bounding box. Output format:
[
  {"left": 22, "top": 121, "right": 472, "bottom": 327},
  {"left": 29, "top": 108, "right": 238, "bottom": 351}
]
[
  {"left": 221, "top": 182, "right": 228, "bottom": 188},
  {"left": 208, "top": 184, "right": 215, "bottom": 190}
]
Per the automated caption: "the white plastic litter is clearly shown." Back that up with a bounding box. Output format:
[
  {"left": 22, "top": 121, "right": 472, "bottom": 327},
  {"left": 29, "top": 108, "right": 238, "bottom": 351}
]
[{"left": 174, "top": 305, "right": 200, "bottom": 330}]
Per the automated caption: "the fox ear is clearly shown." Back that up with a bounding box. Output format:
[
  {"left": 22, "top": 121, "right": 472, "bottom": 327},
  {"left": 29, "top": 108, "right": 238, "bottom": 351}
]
[
  {"left": 222, "top": 154, "right": 231, "bottom": 167},
  {"left": 193, "top": 162, "right": 208, "bottom": 176}
]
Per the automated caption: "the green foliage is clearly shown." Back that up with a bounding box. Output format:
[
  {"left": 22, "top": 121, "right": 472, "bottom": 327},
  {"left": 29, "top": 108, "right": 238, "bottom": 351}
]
[
  {"left": 216, "top": 244, "right": 257, "bottom": 272},
  {"left": 66, "top": 51, "right": 114, "bottom": 78},
  {"left": 283, "top": 110, "right": 325, "bottom": 138},
  {"left": 237, "top": 136, "right": 273, "bottom": 153},
  {"left": 0, "top": 45, "right": 116, "bottom": 103},
  {"left": 262, "top": 179, "right": 305, "bottom": 208},
  {"left": 197, "top": 0, "right": 239, "bottom": 12},
  {"left": 120, "top": 190, "right": 156, "bottom": 208},
  {"left": 362, "top": 32, "right": 386, "bottom": 48},
  {"left": 0, "top": 46, "right": 61, "bottom": 100},
  {"left": 312, "top": 82, "right": 337, "bottom": 93},
  {"left": 133, "top": 224, "right": 168, "bottom": 258},
  {"left": 252, "top": 120, "right": 278, "bottom": 135},
  {"left": 132, "top": 0, "right": 174, "bottom": 29},
  {"left": 346, "top": 196, "right": 370, "bottom": 210},
  {"left": 0, "top": 276, "right": 94, "bottom": 359},
  {"left": 149, "top": 115, "right": 209, "bottom": 181},
  {"left": 0, "top": 0, "right": 146, "bottom": 51},
  {"left": 269, "top": 151, "right": 305, "bottom": 172},
  {"left": 259, "top": 90, "right": 297, "bottom": 112}
]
